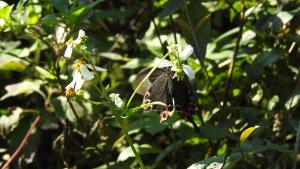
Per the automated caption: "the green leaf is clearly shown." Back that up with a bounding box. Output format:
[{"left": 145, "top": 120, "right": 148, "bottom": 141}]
[
  {"left": 117, "top": 144, "right": 161, "bottom": 162},
  {"left": 214, "top": 27, "right": 239, "bottom": 44},
  {"left": 94, "top": 6, "right": 137, "bottom": 19},
  {"left": 41, "top": 14, "right": 57, "bottom": 26},
  {"left": 65, "top": 0, "right": 104, "bottom": 24},
  {"left": 0, "top": 2, "right": 13, "bottom": 21},
  {"left": 48, "top": 0, "right": 69, "bottom": 13},
  {"left": 0, "top": 107, "right": 23, "bottom": 136},
  {"left": 206, "top": 50, "right": 233, "bottom": 61},
  {"left": 247, "top": 49, "right": 282, "bottom": 79},
  {"left": 187, "top": 156, "right": 224, "bottom": 169},
  {"left": 0, "top": 54, "right": 28, "bottom": 71},
  {"left": 285, "top": 89, "right": 300, "bottom": 110},
  {"left": 34, "top": 66, "right": 56, "bottom": 80},
  {"left": 179, "top": 1, "right": 210, "bottom": 62},
  {"left": 24, "top": 2, "right": 41, "bottom": 25},
  {"left": 159, "top": 0, "right": 185, "bottom": 17},
  {"left": 199, "top": 123, "right": 232, "bottom": 140},
  {"left": 121, "top": 58, "right": 146, "bottom": 69},
  {"left": 128, "top": 113, "right": 168, "bottom": 135},
  {"left": 100, "top": 52, "right": 125, "bottom": 61},
  {"left": 51, "top": 96, "right": 93, "bottom": 124},
  {"left": 0, "top": 80, "right": 45, "bottom": 101},
  {"left": 152, "top": 141, "right": 182, "bottom": 168},
  {"left": 240, "top": 30, "right": 256, "bottom": 45}
]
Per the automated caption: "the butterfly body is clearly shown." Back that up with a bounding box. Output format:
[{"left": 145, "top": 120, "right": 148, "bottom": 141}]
[{"left": 133, "top": 67, "right": 197, "bottom": 122}]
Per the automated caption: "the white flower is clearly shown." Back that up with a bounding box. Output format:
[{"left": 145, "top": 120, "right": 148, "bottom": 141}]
[
  {"left": 160, "top": 45, "right": 195, "bottom": 79},
  {"left": 109, "top": 93, "right": 123, "bottom": 108},
  {"left": 65, "top": 60, "right": 106, "bottom": 92},
  {"left": 64, "top": 29, "right": 86, "bottom": 58}
]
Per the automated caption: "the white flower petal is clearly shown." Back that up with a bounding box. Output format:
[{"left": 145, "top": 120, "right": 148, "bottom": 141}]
[
  {"left": 80, "top": 64, "right": 94, "bottom": 80},
  {"left": 64, "top": 45, "right": 73, "bottom": 58},
  {"left": 66, "top": 70, "right": 84, "bottom": 91},
  {"left": 73, "top": 71, "right": 85, "bottom": 91},
  {"left": 171, "top": 66, "right": 177, "bottom": 72},
  {"left": 158, "top": 59, "right": 173, "bottom": 68},
  {"left": 183, "top": 64, "right": 195, "bottom": 79},
  {"left": 73, "top": 38, "right": 81, "bottom": 45},
  {"left": 109, "top": 93, "right": 123, "bottom": 108},
  {"left": 180, "top": 45, "right": 194, "bottom": 61},
  {"left": 77, "top": 29, "right": 85, "bottom": 39},
  {"left": 73, "top": 29, "right": 86, "bottom": 45},
  {"left": 85, "top": 64, "right": 106, "bottom": 72},
  {"left": 65, "top": 80, "right": 76, "bottom": 90}
]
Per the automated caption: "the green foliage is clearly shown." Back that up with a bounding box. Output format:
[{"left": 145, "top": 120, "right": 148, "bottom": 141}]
[{"left": 0, "top": 0, "right": 300, "bottom": 169}]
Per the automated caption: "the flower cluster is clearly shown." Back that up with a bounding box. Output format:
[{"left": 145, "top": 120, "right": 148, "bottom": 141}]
[
  {"left": 64, "top": 29, "right": 86, "bottom": 58},
  {"left": 63, "top": 30, "right": 106, "bottom": 96},
  {"left": 159, "top": 44, "right": 195, "bottom": 80}
]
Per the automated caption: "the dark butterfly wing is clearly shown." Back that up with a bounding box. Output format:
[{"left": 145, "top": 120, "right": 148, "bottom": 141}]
[
  {"left": 173, "top": 79, "right": 196, "bottom": 118},
  {"left": 133, "top": 67, "right": 200, "bottom": 129},
  {"left": 132, "top": 68, "right": 168, "bottom": 96},
  {"left": 145, "top": 72, "right": 173, "bottom": 111}
]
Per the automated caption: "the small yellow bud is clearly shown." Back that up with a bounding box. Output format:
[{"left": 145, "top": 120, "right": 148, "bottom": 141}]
[
  {"left": 65, "top": 87, "right": 75, "bottom": 97},
  {"left": 65, "top": 38, "right": 74, "bottom": 46},
  {"left": 73, "top": 60, "right": 86, "bottom": 70}
]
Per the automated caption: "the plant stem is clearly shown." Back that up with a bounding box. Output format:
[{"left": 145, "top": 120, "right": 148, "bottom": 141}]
[
  {"left": 1, "top": 115, "right": 40, "bottom": 169},
  {"left": 222, "top": 6, "right": 245, "bottom": 109},
  {"left": 293, "top": 121, "right": 300, "bottom": 169},
  {"left": 121, "top": 118, "right": 145, "bottom": 169},
  {"left": 85, "top": 53, "right": 146, "bottom": 169}
]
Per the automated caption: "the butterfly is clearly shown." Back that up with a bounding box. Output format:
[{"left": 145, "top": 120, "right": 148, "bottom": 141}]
[{"left": 133, "top": 67, "right": 200, "bottom": 129}]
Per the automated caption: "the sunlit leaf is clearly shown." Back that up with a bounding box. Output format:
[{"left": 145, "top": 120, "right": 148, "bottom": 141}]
[
  {"left": 100, "top": 52, "right": 125, "bottom": 61},
  {"left": 187, "top": 156, "right": 224, "bottom": 169},
  {"left": 159, "top": 0, "right": 185, "bottom": 17},
  {"left": 240, "top": 30, "right": 256, "bottom": 45},
  {"left": 272, "top": 11, "right": 294, "bottom": 30},
  {"left": 0, "top": 54, "right": 28, "bottom": 71},
  {"left": 285, "top": 90, "right": 300, "bottom": 110},
  {"left": 34, "top": 66, "right": 56, "bottom": 80},
  {"left": 0, "top": 80, "right": 45, "bottom": 101},
  {"left": 117, "top": 144, "right": 161, "bottom": 162},
  {"left": 240, "top": 125, "right": 260, "bottom": 144},
  {"left": 0, "top": 2, "right": 13, "bottom": 22},
  {"left": 0, "top": 107, "right": 23, "bottom": 136}
]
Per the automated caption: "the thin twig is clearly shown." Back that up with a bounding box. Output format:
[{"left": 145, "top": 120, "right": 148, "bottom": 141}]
[
  {"left": 1, "top": 115, "right": 40, "bottom": 169},
  {"left": 293, "top": 121, "right": 300, "bottom": 169},
  {"left": 222, "top": 6, "right": 245, "bottom": 109},
  {"left": 152, "top": 18, "right": 164, "bottom": 49},
  {"left": 66, "top": 98, "right": 89, "bottom": 133},
  {"left": 169, "top": 15, "right": 177, "bottom": 44},
  {"left": 184, "top": 6, "right": 203, "bottom": 62},
  {"left": 184, "top": 4, "right": 222, "bottom": 110}
]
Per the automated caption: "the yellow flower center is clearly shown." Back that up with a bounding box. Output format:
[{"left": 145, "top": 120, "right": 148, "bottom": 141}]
[
  {"left": 65, "top": 87, "right": 75, "bottom": 97},
  {"left": 65, "top": 38, "right": 74, "bottom": 46},
  {"left": 73, "top": 60, "right": 86, "bottom": 70}
]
